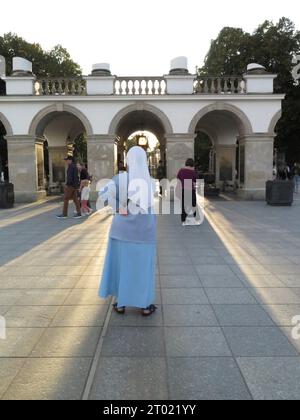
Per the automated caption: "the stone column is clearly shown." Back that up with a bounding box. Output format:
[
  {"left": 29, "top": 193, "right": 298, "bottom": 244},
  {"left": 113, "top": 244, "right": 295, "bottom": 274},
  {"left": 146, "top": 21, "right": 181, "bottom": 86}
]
[
  {"left": 87, "top": 135, "right": 115, "bottom": 200},
  {"left": 215, "top": 144, "right": 237, "bottom": 186},
  {"left": 84, "top": 63, "right": 115, "bottom": 95},
  {"left": 166, "top": 134, "right": 195, "bottom": 180},
  {"left": 238, "top": 135, "right": 274, "bottom": 200},
  {"left": 6, "top": 136, "right": 46, "bottom": 203},
  {"left": 3, "top": 58, "right": 36, "bottom": 95}
]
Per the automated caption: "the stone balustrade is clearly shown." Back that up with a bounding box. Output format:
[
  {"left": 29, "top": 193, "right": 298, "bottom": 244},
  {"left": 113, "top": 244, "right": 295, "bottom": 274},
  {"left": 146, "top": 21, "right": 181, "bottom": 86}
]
[
  {"left": 114, "top": 77, "right": 167, "bottom": 95},
  {"left": 194, "top": 76, "right": 246, "bottom": 94},
  {"left": 1, "top": 56, "right": 274, "bottom": 97},
  {"left": 35, "top": 78, "right": 87, "bottom": 96},
  {"left": 11, "top": 75, "right": 247, "bottom": 96}
]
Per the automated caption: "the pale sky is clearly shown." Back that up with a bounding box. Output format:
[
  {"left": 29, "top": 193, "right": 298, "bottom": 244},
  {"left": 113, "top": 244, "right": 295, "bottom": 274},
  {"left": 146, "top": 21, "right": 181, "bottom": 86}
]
[{"left": 1, "top": 0, "right": 299, "bottom": 76}]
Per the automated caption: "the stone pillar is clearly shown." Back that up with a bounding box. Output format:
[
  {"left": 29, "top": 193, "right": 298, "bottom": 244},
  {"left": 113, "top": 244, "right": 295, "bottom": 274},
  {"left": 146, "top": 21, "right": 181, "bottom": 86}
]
[
  {"left": 6, "top": 136, "right": 46, "bottom": 203},
  {"left": 87, "top": 135, "right": 115, "bottom": 200},
  {"left": 238, "top": 135, "right": 274, "bottom": 200},
  {"left": 215, "top": 144, "right": 237, "bottom": 186},
  {"left": 244, "top": 64, "right": 277, "bottom": 94},
  {"left": 165, "top": 56, "right": 195, "bottom": 94},
  {"left": 84, "top": 63, "right": 115, "bottom": 95},
  {"left": 3, "top": 58, "right": 36, "bottom": 95},
  {"left": 166, "top": 134, "right": 195, "bottom": 180}
]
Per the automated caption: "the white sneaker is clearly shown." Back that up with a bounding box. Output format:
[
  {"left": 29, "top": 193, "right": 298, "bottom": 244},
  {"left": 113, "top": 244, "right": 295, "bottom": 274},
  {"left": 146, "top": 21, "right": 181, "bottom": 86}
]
[{"left": 182, "top": 222, "right": 187, "bottom": 227}]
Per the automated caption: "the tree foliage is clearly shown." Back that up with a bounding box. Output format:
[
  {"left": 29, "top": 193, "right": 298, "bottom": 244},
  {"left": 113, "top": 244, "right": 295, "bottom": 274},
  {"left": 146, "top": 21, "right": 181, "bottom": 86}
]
[
  {"left": 199, "top": 18, "right": 300, "bottom": 92},
  {"left": 275, "top": 86, "right": 300, "bottom": 163},
  {"left": 73, "top": 134, "right": 87, "bottom": 165},
  {"left": 199, "top": 18, "right": 300, "bottom": 162},
  {"left": 199, "top": 27, "right": 253, "bottom": 77},
  {"left": 0, "top": 33, "right": 82, "bottom": 78}
]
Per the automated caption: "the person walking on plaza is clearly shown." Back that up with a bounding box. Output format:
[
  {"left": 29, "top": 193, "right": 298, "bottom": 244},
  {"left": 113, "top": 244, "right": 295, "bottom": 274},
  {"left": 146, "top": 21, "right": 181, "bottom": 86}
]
[
  {"left": 57, "top": 156, "right": 82, "bottom": 219},
  {"left": 292, "top": 162, "right": 300, "bottom": 193},
  {"left": 77, "top": 161, "right": 92, "bottom": 208},
  {"left": 81, "top": 179, "right": 93, "bottom": 216},
  {"left": 177, "top": 158, "right": 199, "bottom": 226},
  {"left": 99, "top": 146, "right": 157, "bottom": 317}
]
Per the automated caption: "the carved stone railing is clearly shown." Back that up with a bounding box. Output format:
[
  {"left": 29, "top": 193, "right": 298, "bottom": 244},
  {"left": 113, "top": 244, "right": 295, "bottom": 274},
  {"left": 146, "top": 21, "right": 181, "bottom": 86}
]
[
  {"left": 114, "top": 77, "right": 167, "bottom": 95},
  {"left": 32, "top": 75, "right": 246, "bottom": 96},
  {"left": 194, "top": 76, "right": 246, "bottom": 94},
  {"left": 35, "top": 78, "right": 87, "bottom": 96}
]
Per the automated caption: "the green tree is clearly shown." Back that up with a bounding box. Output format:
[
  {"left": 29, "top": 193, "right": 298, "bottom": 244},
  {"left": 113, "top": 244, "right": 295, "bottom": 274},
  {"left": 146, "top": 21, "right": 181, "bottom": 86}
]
[
  {"left": 275, "top": 86, "right": 300, "bottom": 163},
  {"left": 73, "top": 134, "right": 87, "bottom": 164},
  {"left": 251, "top": 18, "right": 300, "bottom": 92},
  {"left": 45, "top": 45, "right": 82, "bottom": 77},
  {"left": 199, "top": 18, "right": 300, "bottom": 162},
  {"left": 0, "top": 32, "right": 82, "bottom": 77},
  {"left": 199, "top": 27, "right": 253, "bottom": 76},
  {"left": 199, "top": 18, "right": 300, "bottom": 92}
]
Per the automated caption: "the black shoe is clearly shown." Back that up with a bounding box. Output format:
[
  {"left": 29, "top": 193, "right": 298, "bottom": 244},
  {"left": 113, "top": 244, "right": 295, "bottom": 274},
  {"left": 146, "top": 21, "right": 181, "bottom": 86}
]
[
  {"left": 141, "top": 305, "right": 158, "bottom": 317},
  {"left": 57, "top": 214, "right": 68, "bottom": 219},
  {"left": 73, "top": 214, "right": 82, "bottom": 219},
  {"left": 113, "top": 303, "right": 126, "bottom": 315}
]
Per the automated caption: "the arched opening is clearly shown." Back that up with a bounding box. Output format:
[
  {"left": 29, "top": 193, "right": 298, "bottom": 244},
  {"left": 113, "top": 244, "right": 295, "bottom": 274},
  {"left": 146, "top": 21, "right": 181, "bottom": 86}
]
[
  {"left": 0, "top": 120, "right": 9, "bottom": 181},
  {"left": 191, "top": 108, "right": 250, "bottom": 191},
  {"left": 112, "top": 109, "right": 168, "bottom": 177},
  {"left": 124, "top": 130, "right": 161, "bottom": 178},
  {"left": 32, "top": 111, "right": 87, "bottom": 195}
]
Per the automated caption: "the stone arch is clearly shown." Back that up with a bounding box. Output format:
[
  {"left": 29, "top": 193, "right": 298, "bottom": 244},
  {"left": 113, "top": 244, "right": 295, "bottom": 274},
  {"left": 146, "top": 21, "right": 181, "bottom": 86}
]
[
  {"left": 0, "top": 112, "right": 13, "bottom": 136},
  {"left": 28, "top": 103, "right": 93, "bottom": 137},
  {"left": 188, "top": 102, "right": 253, "bottom": 136},
  {"left": 108, "top": 102, "right": 174, "bottom": 136},
  {"left": 268, "top": 110, "right": 282, "bottom": 136}
]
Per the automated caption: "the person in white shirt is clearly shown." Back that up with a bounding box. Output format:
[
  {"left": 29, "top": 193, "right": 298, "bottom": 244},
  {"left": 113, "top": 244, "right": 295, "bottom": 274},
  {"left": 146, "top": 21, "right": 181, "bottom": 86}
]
[{"left": 81, "top": 180, "right": 93, "bottom": 216}]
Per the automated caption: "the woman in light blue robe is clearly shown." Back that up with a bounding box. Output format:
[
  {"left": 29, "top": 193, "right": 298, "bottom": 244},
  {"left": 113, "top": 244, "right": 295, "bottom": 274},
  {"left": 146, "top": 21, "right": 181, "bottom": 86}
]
[{"left": 98, "top": 147, "right": 157, "bottom": 317}]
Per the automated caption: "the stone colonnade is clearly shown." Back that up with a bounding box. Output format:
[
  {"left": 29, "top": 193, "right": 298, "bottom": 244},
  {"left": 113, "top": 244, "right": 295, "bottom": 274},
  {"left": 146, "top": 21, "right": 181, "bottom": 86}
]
[{"left": 5, "top": 130, "right": 276, "bottom": 203}]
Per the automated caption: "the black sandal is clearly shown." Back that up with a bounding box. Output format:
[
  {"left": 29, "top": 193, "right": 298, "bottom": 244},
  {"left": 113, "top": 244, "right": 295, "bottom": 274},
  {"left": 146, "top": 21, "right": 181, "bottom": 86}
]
[
  {"left": 113, "top": 303, "right": 126, "bottom": 315},
  {"left": 141, "top": 305, "right": 157, "bottom": 317}
]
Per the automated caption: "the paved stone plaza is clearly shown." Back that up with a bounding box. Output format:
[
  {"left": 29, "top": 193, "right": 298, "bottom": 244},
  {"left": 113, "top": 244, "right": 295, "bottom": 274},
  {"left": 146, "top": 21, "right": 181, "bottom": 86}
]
[{"left": 1, "top": 196, "right": 300, "bottom": 400}]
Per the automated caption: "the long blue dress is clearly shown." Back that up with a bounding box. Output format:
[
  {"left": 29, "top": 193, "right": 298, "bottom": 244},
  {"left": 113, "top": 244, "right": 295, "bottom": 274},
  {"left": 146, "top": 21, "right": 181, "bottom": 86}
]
[{"left": 99, "top": 173, "right": 157, "bottom": 309}]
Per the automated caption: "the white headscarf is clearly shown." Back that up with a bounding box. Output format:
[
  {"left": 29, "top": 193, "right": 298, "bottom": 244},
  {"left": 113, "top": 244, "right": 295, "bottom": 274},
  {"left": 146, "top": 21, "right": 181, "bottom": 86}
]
[{"left": 126, "top": 146, "right": 154, "bottom": 213}]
